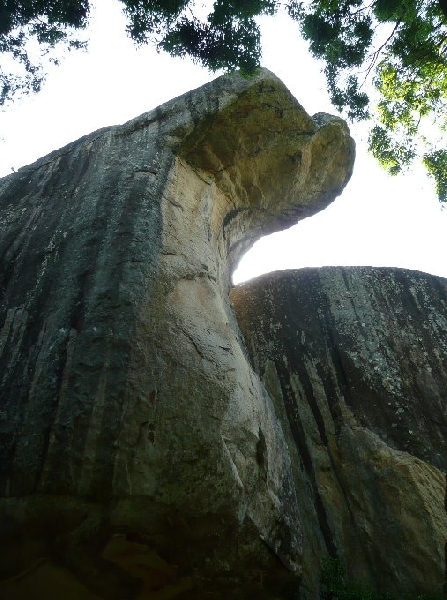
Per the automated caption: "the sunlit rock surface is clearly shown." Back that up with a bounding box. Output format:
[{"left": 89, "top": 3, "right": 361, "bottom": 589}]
[
  {"left": 0, "top": 69, "right": 354, "bottom": 599},
  {"left": 231, "top": 267, "right": 447, "bottom": 597}
]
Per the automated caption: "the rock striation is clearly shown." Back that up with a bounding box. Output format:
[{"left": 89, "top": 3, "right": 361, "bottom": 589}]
[
  {"left": 0, "top": 70, "right": 354, "bottom": 599},
  {"left": 231, "top": 267, "right": 447, "bottom": 597}
]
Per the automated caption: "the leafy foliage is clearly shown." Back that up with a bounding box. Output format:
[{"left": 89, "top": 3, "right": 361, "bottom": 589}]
[
  {"left": 321, "top": 557, "right": 378, "bottom": 600},
  {"left": 0, "top": 0, "right": 276, "bottom": 105},
  {"left": 423, "top": 149, "right": 447, "bottom": 201},
  {"left": 292, "top": 0, "right": 447, "bottom": 201},
  {"left": 2, "top": 0, "right": 447, "bottom": 200},
  {"left": 289, "top": 0, "right": 373, "bottom": 119},
  {"left": 0, "top": 0, "right": 89, "bottom": 105},
  {"left": 320, "top": 557, "right": 445, "bottom": 600},
  {"left": 122, "top": 0, "right": 277, "bottom": 73}
]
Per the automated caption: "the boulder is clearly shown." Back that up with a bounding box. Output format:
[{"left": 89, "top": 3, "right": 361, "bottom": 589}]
[{"left": 231, "top": 267, "right": 447, "bottom": 597}]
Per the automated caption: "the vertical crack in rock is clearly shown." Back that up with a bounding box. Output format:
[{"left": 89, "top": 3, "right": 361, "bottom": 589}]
[{"left": 0, "top": 69, "right": 354, "bottom": 599}]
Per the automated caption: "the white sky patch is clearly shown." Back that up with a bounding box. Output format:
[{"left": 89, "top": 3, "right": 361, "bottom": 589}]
[{"left": 1, "top": 0, "right": 446, "bottom": 283}]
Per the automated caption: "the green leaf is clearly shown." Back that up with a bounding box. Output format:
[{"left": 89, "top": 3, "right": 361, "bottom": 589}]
[{"left": 423, "top": 149, "right": 447, "bottom": 201}]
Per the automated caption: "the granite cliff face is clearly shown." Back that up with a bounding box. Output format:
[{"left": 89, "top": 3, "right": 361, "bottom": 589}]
[
  {"left": 231, "top": 267, "right": 447, "bottom": 596},
  {"left": 1, "top": 69, "right": 445, "bottom": 599},
  {"left": 0, "top": 70, "right": 355, "bottom": 599}
]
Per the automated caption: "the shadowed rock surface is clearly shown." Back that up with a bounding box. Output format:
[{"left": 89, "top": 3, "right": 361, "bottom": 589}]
[
  {"left": 0, "top": 70, "right": 355, "bottom": 598},
  {"left": 231, "top": 267, "right": 447, "bottom": 597}
]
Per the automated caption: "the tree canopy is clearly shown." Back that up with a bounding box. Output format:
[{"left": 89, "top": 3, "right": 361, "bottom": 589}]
[
  {"left": 2, "top": 0, "right": 447, "bottom": 200},
  {"left": 294, "top": 0, "right": 447, "bottom": 201}
]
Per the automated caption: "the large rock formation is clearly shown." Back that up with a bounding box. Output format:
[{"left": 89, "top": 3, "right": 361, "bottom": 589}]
[
  {"left": 1, "top": 67, "right": 445, "bottom": 599},
  {"left": 231, "top": 267, "right": 447, "bottom": 597},
  {"left": 0, "top": 70, "right": 354, "bottom": 599}
]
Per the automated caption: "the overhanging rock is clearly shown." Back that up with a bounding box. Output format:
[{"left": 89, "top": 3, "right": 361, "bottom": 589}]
[{"left": 0, "top": 70, "right": 354, "bottom": 598}]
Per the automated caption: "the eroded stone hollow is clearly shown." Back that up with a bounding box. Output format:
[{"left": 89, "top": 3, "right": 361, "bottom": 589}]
[{"left": 0, "top": 69, "right": 444, "bottom": 600}]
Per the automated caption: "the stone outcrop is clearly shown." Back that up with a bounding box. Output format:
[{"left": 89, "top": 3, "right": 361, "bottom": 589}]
[
  {"left": 0, "top": 69, "right": 354, "bottom": 599},
  {"left": 231, "top": 267, "right": 447, "bottom": 597}
]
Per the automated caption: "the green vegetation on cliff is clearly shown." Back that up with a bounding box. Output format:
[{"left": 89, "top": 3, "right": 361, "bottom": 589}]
[{"left": 321, "top": 557, "right": 445, "bottom": 600}]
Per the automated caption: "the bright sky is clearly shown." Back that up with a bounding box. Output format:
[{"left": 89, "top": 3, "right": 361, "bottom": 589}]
[{"left": 1, "top": 0, "right": 446, "bottom": 283}]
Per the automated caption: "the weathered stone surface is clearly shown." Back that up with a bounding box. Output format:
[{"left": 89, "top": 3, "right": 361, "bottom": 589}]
[
  {"left": 0, "top": 70, "right": 354, "bottom": 598},
  {"left": 231, "top": 267, "right": 447, "bottom": 597}
]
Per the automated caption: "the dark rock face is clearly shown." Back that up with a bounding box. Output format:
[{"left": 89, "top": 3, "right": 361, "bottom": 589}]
[
  {"left": 0, "top": 70, "right": 354, "bottom": 599},
  {"left": 231, "top": 267, "right": 447, "bottom": 596}
]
